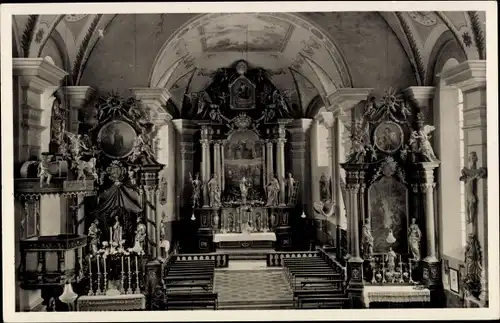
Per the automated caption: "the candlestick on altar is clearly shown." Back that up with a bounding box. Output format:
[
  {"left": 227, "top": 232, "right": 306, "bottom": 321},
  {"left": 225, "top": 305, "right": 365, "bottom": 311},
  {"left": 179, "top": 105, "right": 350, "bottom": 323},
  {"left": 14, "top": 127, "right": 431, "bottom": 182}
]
[
  {"left": 96, "top": 255, "right": 102, "bottom": 295},
  {"left": 87, "top": 256, "right": 94, "bottom": 296},
  {"left": 134, "top": 256, "right": 140, "bottom": 294},
  {"left": 408, "top": 259, "right": 414, "bottom": 284},
  {"left": 120, "top": 255, "right": 125, "bottom": 294},
  {"left": 127, "top": 255, "right": 133, "bottom": 294},
  {"left": 103, "top": 256, "right": 108, "bottom": 293},
  {"left": 109, "top": 227, "right": 112, "bottom": 243}
]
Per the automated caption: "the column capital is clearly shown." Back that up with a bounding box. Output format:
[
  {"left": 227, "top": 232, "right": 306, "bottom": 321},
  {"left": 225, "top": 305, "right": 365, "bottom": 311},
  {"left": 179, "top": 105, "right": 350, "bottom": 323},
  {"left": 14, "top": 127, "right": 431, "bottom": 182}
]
[
  {"left": 63, "top": 86, "right": 96, "bottom": 106},
  {"left": 13, "top": 58, "right": 68, "bottom": 94},
  {"left": 287, "top": 118, "right": 313, "bottom": 135},
  {"left": 402, "top": 86, "right": 436, "bottom": 110},
  {"left": 439, "top": 60, "right": 486, "bottom": 93},
  {"left": 315, "top": 111, "right": 334, "bottom": 129},
  {"left": 129, "top": 87, "right": 173, "bottom": 118},
  {"left": 327, "top": 88, "right": 374, "bottom": 115},
  {"left": 172, "top": 119, "right": 198, "bottom": 137}
]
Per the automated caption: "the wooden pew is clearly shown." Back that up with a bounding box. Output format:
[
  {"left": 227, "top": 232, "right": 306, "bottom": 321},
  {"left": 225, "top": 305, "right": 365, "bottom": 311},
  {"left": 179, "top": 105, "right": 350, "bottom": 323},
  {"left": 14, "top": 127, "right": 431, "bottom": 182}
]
[{"left": 166, "top": 292, "right": 218, "bottom": 310}]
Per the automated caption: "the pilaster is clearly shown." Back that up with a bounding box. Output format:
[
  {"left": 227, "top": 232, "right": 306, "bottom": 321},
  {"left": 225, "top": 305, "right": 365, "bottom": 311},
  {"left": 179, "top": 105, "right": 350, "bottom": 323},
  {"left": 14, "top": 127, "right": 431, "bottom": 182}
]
[
  {"left": 129, "top": 87, "right": 172, "bottom": 119},
  {"left": 172, "top": 120, "right": 198, "bottom": 219},
  {"left": 402, "top": 86, "right": 436, "bottom": 122},
  {"left": 287, "top": 118, "right": 313, "bottom": 212},
  {"left": 63, "top": 86, "right": 96, "bottom": 133},
  {"left": 13, "top": 58, "right": 68, "bottom": 160}
]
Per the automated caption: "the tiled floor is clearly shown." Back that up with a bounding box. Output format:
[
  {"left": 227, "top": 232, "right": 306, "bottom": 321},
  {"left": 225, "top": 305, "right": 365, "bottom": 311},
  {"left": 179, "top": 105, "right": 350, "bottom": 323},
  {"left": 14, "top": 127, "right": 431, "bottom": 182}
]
[{"left": 214, "top": 263, "right": 293, "bottom": 308}]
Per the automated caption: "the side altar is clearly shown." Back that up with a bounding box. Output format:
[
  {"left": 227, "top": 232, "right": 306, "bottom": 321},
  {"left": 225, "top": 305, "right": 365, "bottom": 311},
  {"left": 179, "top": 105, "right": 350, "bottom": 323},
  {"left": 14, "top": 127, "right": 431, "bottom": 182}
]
[{"left": 181, "top": 61, "right": 300, "bottom": 253}]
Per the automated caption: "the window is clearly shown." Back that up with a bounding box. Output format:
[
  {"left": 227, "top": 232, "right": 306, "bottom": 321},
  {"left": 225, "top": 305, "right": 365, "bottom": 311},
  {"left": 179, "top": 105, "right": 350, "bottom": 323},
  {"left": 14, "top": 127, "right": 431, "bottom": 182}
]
[{"left": 458, "top": 89, "right": 466, "bottom": 247}]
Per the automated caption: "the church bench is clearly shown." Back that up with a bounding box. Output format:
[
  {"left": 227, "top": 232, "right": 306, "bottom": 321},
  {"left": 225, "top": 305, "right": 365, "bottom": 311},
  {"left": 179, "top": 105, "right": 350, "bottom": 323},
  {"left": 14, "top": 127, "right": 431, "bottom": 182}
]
[
  {"left": 166, "top": 281, "right": 212, "bottom": 292},
  {"left": 165, "top": 292, "right": 218, "bottom": 310},
  {"left": 167, "top": 267, "right": 215, "bottom": 274},
  {"left": 290, "top": 273, "right": 341, "bottom": 288},
  {"left": 295, "top": 296, "right": 350, "bottom": 309},
  {"left": 299, "top": 279, "right": 344, "bottom": 289}
]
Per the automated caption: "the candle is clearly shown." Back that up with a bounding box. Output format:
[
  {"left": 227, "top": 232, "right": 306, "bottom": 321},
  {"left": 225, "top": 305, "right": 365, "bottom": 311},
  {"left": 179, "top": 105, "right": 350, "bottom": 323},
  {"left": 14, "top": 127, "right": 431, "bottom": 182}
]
[
  {"left": 135, "top": 256, "right": 139, "bottom": 273},
  {"left": 88, "top": 256, "right": 92, "bottom": 274},
  {"left": 103, "top": 256, "right": 107, "bottom": 273},
  {"left": 110, "top": 227, "right": 112, "bottom": 243},
  {"left": 96, "top": 255, "right": 100, "bottom": 273},
  {"left": 121, "top": 255, "right": 124, "bottom": 271},
  {"left": 128, "top": 255, "right": 131, "bottom": 273}
]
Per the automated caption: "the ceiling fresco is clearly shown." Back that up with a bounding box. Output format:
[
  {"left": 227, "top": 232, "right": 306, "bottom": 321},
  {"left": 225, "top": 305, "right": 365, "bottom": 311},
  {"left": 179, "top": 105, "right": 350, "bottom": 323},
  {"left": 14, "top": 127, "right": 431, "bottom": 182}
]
[{"left": 198, "top": 13, "right": 295, "bottom": 52}]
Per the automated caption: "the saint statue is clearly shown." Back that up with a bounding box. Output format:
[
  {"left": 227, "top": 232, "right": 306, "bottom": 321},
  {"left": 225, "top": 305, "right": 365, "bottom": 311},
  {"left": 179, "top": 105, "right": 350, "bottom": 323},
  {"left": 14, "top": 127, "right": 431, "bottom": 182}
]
[
  {"left": 408, "top": 218, "right": 421, "bottom": 260},
  {"left": 88, "top": 219, "right": 101, "bottom": 254},
  {"left": 361, "top": 218, "right": 374, "bottom": 260},
  {"left": 133, "top": 216, "right": 147, "bottom": 254},
  {"left": 319, "top": 174, "right": 330, "bottom": 202},
  {"left": 112, "top": 215, "right": 123, "bottom": 246},
  {"left": 265, "top": 175, "right": 280, "bottom": 206},
  {"left": 128, "top": 166, "right": 137, "bottom": 186},
  {"left": 386, "top": 247, "right": 397, "bottom": 273},
  {"left": 38, "top": 154, "right": 53, "bottom": 187},
  {"left": 207, "top": 174, "right": 221, "bottom": 208},
  {"left": 285, "top": 173, "right": 295, "bottom": 204},
  {"left": 189, "top": 172, "right": 202, "bottom": 207},
  {"left": 239, "top": 176, "right": 250, "bottom": 204}
]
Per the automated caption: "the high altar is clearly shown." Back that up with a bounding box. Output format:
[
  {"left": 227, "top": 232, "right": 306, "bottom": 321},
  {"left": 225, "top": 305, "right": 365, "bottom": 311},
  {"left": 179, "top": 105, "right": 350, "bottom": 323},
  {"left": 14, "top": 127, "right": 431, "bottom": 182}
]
[{"left": 183, "top": 61, "right": 301, "bottom": 252}]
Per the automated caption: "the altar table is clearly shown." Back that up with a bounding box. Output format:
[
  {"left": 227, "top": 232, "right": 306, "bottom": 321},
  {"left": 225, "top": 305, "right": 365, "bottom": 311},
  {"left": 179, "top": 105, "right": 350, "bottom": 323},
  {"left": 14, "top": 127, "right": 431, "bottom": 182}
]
[
  {"left": 362, "top": 285, "right": 431, "bottom": 308},
  {"left": 76, "top": 294, "right": 146, "bottom": 311},
  {"left": 213, "top": 232, "right": 277, "bottom": 243}
]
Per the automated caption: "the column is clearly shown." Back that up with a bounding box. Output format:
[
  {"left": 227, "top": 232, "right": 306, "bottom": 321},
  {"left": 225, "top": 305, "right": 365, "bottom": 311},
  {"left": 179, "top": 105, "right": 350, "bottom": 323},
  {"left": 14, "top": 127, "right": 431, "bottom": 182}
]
[
  {"left": 200, "top": 126, "right": 211, "bottom": 207},
  {"left": 276, "top": 137, "right": 286, "bottom": 205},
  {"left": 221, "top": 140, "right": 226, "bottom": 191},
  {"left": 276, "top": 120, "right": 290, "bottom": 205},
  {"left": 440, "top": 60, "right": 488, "bottom": 304},
  {"left": 413, "top": 162, "right": 441, "bottom": 289},
  {"left": 65, "top": 86, "right": 96, "bottom": 234},
  {"left": 287, "top": 119, "right": 313, "bottom": 211},
  {"left": 214, "top": 141, "right": 221, "bottom": 188},
  {"left": 266, "top": 140, "right": 274, "bottom": 184},
  {"left": 13, "top": 58, "right": 68, "bottom": 161}
]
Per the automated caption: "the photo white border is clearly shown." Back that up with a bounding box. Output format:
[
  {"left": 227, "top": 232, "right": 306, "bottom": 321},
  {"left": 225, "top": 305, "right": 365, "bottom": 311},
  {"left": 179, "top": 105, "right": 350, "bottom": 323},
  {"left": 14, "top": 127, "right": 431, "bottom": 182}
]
[{"left": 1, "top": 1, "right": 498, "bottom": 322}]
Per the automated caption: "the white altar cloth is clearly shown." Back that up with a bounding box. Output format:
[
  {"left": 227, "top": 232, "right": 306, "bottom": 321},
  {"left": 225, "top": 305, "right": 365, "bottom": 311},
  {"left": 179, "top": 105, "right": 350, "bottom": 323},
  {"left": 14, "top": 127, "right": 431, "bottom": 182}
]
[
  {"left": 213, "top": 232, "right": 277, "bottom": 243},
  {"left": 363, "top": 285, "right": 431, "bottom": 308}
]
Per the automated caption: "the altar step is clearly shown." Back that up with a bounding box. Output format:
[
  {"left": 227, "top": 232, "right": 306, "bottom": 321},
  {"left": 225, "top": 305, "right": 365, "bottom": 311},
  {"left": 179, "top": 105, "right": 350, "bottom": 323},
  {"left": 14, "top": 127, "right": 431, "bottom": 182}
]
[
  {"left": 218, "top": 299, "right": 294, "bottom": 310},
  {"left": 216, "top": 248, "right": 274, "bottom": 260}
]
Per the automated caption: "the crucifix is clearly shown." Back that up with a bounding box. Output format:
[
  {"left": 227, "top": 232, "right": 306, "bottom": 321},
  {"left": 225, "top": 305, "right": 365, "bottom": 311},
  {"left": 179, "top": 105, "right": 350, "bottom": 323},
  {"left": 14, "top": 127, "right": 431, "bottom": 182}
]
[
  {"left": 459, "top": 151, "right": 488, "bottom": 300},
  {"left": 459, "top": 151, "right": 487, "bottom": 227}
]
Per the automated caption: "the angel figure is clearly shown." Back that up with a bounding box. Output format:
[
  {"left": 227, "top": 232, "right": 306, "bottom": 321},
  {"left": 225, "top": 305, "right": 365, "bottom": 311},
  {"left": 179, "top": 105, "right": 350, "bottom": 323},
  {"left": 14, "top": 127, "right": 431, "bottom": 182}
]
[
  {"left": 38, "top": 154, "right": 53, "bottom": 187},
  {"left": 346, "top": 120, "right": 370, "bottom": 163},
  {"left": 197, "top": 91, "right": 213, "bottom": 115},
  {"left": 408, "top": 124, "right": 438, "bottom": 162},
  {"left": 64, "top": 131, "right": 89, "bottom": 159},
  {"left": 272, "top": 89, "right": 290, "bottom": 115}
]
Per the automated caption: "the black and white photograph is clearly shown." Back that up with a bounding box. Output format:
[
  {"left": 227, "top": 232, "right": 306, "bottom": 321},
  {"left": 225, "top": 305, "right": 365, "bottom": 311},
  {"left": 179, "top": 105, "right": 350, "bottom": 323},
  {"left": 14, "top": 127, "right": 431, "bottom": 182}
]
[{"left": 1, "top": 1, "right": 498, "bottom": 322}]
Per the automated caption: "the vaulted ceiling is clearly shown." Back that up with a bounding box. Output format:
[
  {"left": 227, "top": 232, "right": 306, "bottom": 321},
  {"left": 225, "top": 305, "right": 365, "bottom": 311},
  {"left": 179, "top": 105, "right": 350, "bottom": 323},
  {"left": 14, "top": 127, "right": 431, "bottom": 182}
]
[{"left": 12, "top": 11, "right": 486, "bottom": 118}]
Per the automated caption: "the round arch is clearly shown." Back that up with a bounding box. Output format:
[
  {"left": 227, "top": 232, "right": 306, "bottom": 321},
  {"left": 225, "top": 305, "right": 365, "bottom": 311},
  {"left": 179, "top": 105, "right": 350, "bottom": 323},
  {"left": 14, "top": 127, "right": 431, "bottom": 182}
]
[
  {"left": 426, "top": 30, "right": 467, "bottom": 86},
  {"left": 148, "top": 12, "right": 353, "bottom": 100}
]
